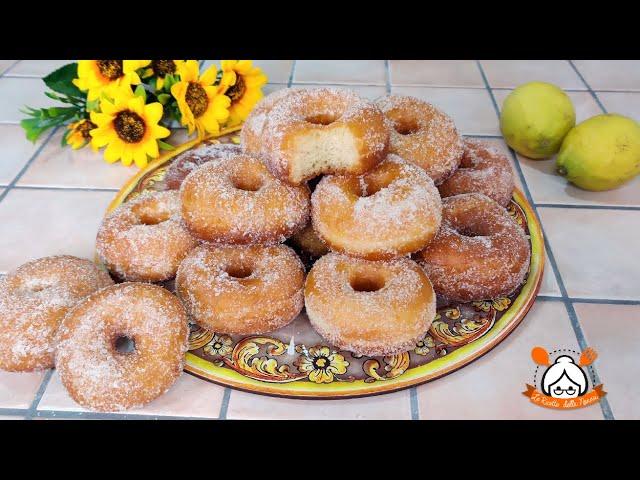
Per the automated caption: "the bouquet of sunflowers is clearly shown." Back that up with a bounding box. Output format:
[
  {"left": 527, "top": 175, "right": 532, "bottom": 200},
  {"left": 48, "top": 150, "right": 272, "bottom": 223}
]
[{"left": 20, "top": 60, "right": 268, "bottom": 168}]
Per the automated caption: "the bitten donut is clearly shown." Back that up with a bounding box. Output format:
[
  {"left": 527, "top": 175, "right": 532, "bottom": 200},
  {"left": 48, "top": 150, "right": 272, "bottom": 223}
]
[
  {"left": 438, "top": 138, "right": 515, "bottom": 206},
  {"left": 260, "top": 88, "right": 388, "bottom": 185},
  {"left": 305, "top": 253, "right": 436, "bottom": 356},
  {"left": 165, "top": 141, "right": 241, "bottom": 190},
  {"left": 176, "top": 244, "right": 305, "bottom": 335},
  {"left": 312, "top": 154, "right": 442, "bottom": 260},
  {"left": 376, "top": 95, "right": 463, "bottom": 185},
  {"left": 417, "top": 193, "right": 530, "bottom": 302},
  {"left": 0, "top": 256, "right": 113, "bottom": 372},
  {"left": 180, "top": 152, "right": 310, "bottom": 244},
  {"left": 96, "top": 190, "right": 198, "bottom": 282},
  {"left": 55, "top": 283, "right": 189, "bottom": 412}
]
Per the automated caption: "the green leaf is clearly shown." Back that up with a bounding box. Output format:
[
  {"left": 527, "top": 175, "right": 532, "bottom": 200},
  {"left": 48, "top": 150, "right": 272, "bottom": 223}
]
[
  {"left": 134, "top": 84, "right": 147, "bottom": 102},
  {"left": 156, "top": 93, "right": 171, "bottom": 105},
  {"left": 43, "top": 62, "right": 83, "bottom": 98},
  {"left": 157, "top": 140, "right": 175, "bottom": 151},
  {"left": 86, "top": 98, "right": 100, "bottom": 112}
]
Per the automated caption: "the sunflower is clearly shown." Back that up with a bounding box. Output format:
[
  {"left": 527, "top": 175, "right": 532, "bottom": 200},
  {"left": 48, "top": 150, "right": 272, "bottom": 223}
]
[
  {"left": 142, "top": 60, "right": 185, "bottom": 90},
  {"left": 171, "top": 60, "right": 230, "bottom": 139},
  {"left": 73, "top": 60, "right": 151, "bottom": 101},
  {"left": 294, "top": 346, "right": 349, "bottom": 384},
  {"left": 220, "top": 60, "right": 268, "bottom": 126},
  {"left": 89, "top": 87, "right": 170, "bottom": 168},
  {"left": 66, "top": 119, "right": 97, "bottom": 150}
]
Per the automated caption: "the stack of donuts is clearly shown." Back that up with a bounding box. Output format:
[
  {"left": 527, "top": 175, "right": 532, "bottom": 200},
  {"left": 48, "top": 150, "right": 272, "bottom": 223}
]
[{"left": 0, "top": 87, "right": 530, "bottom": 412}]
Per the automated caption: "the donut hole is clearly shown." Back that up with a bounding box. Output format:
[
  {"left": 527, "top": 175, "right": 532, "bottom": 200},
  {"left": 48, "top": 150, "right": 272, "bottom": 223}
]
[
  {"left": 361, "top": 174, "right": 395, "bottom": 197},
  {"left": 393, "top": 118, "right": 420, "bottom": 135},
  {"left": 224, "top": 264, "right": 253, "bottom": 279},
  {"left": 138, "top": 211, "right": 170, "bottom": 225},
  {"left": 349, "top": 272, "right": 386, "bottom": 292},
  {"left": 305, "top": 113, "right": 339, "bottom": 126},
  {"left": 230, "top": 171, "right": 264, "bottom": 192},
  {"left": 113, "top": 335, "right": 136, "bottom": 354}
]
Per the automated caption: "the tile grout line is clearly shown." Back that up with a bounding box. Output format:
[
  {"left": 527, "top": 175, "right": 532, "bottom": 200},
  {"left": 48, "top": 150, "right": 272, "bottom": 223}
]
[
  {"left": 409, "top": 386, "right": 419, "bottom": 420},
  {"left": 287, "top": 60, "right": 297, "bottom": 88},
  {"left": 384, "top": 60, "right": 392, "bottom": 94},
  {"left": 24, "top": 369, "right": 54, "bottom": 420},
  {"left": 218, "top": 387, "right": 231, "bottom": 420},
  {"left": 476, "top": 60, "right": 614, "bottom": 420},
  {"left": 0, "top": 60, "right": 22, "bottom": 77},
  {"left": 567, "top": 60, "right": 608, "bottom": 113}
]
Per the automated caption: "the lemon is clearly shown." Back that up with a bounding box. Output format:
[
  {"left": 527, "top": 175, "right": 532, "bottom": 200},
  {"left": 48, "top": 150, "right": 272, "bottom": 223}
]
[
  {"left": 500, "top": 81, "right": 576, "bottom": 159},
  {"left": 556, "top": 114, "right": 640, "bottom": 191}
]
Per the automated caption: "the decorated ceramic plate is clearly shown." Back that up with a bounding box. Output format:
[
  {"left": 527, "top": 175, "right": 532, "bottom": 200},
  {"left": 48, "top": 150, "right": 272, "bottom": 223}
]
[{"left": 103, "top": 127, "right": 545, "bottom": 399}]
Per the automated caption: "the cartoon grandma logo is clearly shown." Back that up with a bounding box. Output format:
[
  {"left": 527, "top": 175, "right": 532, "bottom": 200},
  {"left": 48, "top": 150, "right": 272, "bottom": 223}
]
[{"left": 523, "top": 346, "right": 607, "bottom": 409}]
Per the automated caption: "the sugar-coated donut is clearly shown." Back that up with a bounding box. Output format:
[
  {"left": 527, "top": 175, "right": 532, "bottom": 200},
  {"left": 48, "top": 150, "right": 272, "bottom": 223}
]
[
  {"left": 180, "top": 152, "right": 310, "bottom": 244},
  {"left": 376, "top": 95, "right": 463, "bottom": 185},
  {"left": 0, "top": 256, "right": 113, "bottom": 372},
  {"left": 417, "top": 193, "right": 530, "bottom": 302},
  {"left": 165, "top": 141, "right": 241, "bottom": 190},
  {"left": 55, "top": 282, "right": 189, "bottom": 412},
  {"left": 96, "top": 190, "right": 198, "bottom": 282},
  {"left": 260, "top": 88, "right": 388, "bottom": 185},
  {"left": 241, "top": 88, "right": 299, "bottom": 157},
  {"left": 438, "top": 138, "right": 515, "bottom": 206},
  {"left": 305, "top": 253, "right": 436, "bottom": 356},
  {"left": 312, "top": 154, "right": 442, "bottom": 260},
  {"left": 176, "top": 244, "right": 305, "bottom": 335}
]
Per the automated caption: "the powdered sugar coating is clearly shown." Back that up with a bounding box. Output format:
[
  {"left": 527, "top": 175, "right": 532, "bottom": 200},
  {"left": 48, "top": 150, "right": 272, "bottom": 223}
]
[
  {"left": 312, "top": 154, "right": 442, "bottom": 260},
  {"left": 55, "top": 282, "right": 189, "bottom": 412},
  {"left": 260, "top": 87, "right": 388, "bottom": 184},
  {"left": 438, "top": 138, "right": 515, "bottom": 206},
  {"left": 180, "top": 152, "right": 310, "bottom": 244},
  {"left": 96, "top": 190, "right": 198, "bottom": 282},
  {"left": 0, "top": 256, "right": 113, "bottom": 372},
  {"left": 176, "top": 244, "right": 305, "bottom": 334},
  {"left": 417, "top": 193, "right": 530, "bottom": 302},
  {"left": 165, "top": 142, "right": 242, "bottom": 190},
  {"left": 305, "top": 253, "right": 436, "bottom": 356},
  {"left": 376, "top": 95, "right": 463, "bottom": 185}
]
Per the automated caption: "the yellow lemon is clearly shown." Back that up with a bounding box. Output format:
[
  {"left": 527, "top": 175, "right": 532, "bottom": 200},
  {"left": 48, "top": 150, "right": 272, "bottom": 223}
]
[
  {"left": 500, "top": 81, "right": 576, "bottom": 159},
  {"left": 556, "top": 114, "right": 640, "bottom": 191}
]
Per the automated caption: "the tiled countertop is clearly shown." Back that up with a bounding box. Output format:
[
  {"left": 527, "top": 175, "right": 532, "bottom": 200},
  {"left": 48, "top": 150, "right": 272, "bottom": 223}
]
[{"left": 0, "top": 60, "right": 638, "bottom": 420}]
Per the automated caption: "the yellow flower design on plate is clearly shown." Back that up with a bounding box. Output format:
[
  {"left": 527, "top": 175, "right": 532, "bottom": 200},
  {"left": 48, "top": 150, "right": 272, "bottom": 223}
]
[
  {"left": 73, "top": 60, "right": 150, "bottom": 101},
  {"left": 294, "top": 346, "right": 349, "bottom": 384},
  {"left": 66, "top": 119, "right": 97, "bottom": 150},
  {"left": 414, "top": 335, "right": 435, "bottom": 356},
  {"left": 472, "top": 297, "right": 511, "bottom": 312},
  {"left": 171, "top": 60, "right": 230, "bottom": 139},
  {"left": 220, "top": 60, "right": 267, "bottom": 126},
  {"left": 203, "top": 334, "right": 233, "bottom": 357}
]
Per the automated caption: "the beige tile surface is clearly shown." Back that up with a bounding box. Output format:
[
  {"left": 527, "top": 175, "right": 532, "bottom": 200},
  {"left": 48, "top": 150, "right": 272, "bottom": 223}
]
[
  {"left": 538, "top": 207, "right": 640, "bottom": 300},
  {"left": 0, "top": 77, "right": 58, "bottom": 123},
  {"left": 540, "top": 255, "right": 562, "bottom": 297},
  {"left": 576, "top": 303, "right": 640, "bottom": 419},
  {"left": 38, "top": 371, "right": 225, "bottom": 418},
  {"left": 0, "top": 370, "right": 46, "bottom": 408},
  {"left": 7, "top": 60, "right": 72, "bottom": 77},
  {"left": 18, "top": 129, "right": 137, "bottom": 189},
  {"left": 226, "top": 388, "right": 411, "bottom": 420},
  {"left": 392, "top": 86, "right": 499, "bottom": 135},
  {"left": 0, "top": 415, "right": 24, "bottom": 420},
  {"left": 0, "top": 60, "right": 17, "bottom": 75},
  {"left": 0, "top": 124, "right": 44, "bottom": 185},
  {"left": 417, "top": 300, "right": 603, "bottom": 419},
  {"left": 292, "top": 83, "right": 387, "bottom": 100},
  {"left": 0, "top": 188, "right": 114, "bottom": 274},
  {"left": 480, "top": 60, "right": 586, "bottom": 90},
  {"left": 390, "top": 60, "right": 484, "bottom": 87},
  {"left": 293, "top": 60, "right": 386, "bottom": 85},
  {"left": 596, "top": 91, "right": 640, "bottom": 120},
  {"left": 572, "top": 60, "right": 640, "bottom": 91}
]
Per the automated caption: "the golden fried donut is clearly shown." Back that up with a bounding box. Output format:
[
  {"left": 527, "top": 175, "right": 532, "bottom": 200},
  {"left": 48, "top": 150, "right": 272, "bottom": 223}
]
[
  {"left": 176, "top": 244, "right": 305, "bottom": 335},
  {"left": 241, "top": 87, "right": 299, "bottom": 157},
  {"left": 165, "top": 141, "right": 241, "bottom": 190},
  {"left": 417, "top": 193, "right": 530, "bottom": 302},
  {"left": 56, "top": 282, "right": 189, "bottom": 412},
  {"left": 0, "top": 256, "right": 113, "bottom": 372},
  {"left": 376, "top": 95, "right": 463, "bottom": 185},
  {"left": 96, "top": 190, "right": 198, "bottom": 282},
  {"left": 260, "top": 88, "right": 388, "bottom": 185},
  {"left": 305, "top": 253, "right": 436, "bottom": 356},
  {"left": 311, "top": 154, "right": 442, "bottom": 260},
  {"left": 180, "top": 152, "right": 310, "bottom": 244},
  {"left": 438, "top": 138, "right": 515, "bottom": 206}
]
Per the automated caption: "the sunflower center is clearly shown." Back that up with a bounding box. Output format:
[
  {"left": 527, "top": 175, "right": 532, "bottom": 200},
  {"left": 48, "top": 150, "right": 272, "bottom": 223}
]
[
  {"left": 78, "top": 120, "right": 96, "bottom": 140},
  {"left": 225, "top": 75, "right": 246, "bottom": 103},
  {"left": 151, "top": 60, "right": 176, "bottom": 77},
  {"left": 313, "top": 357, "right": 329, "bottom": 369},
  {"left": 186, "top": 82, "right": 209, "bottom": 118},
  {"left": 114, "top": 110, "right": 146, "bottom": 143},
  {"left": 97, "top": 60, "right": 124, "bottom": 80}
]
